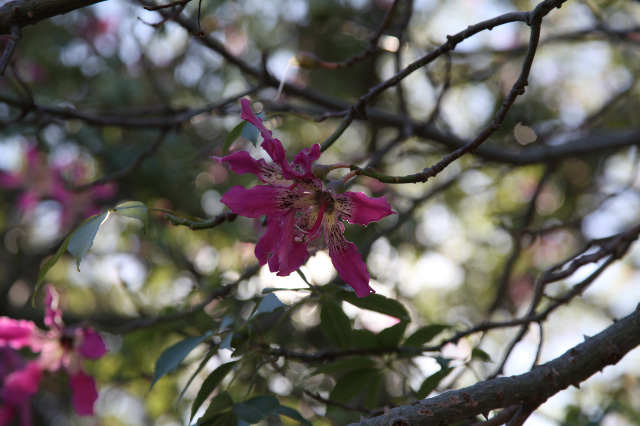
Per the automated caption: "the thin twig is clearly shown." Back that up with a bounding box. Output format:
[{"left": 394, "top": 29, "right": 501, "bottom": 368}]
[{"left": 0, "top": 26, "right": 20, "bottom": 78}]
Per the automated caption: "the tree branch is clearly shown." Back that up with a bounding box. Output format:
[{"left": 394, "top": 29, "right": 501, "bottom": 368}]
[
  {"left": 0, "top": 25, "right": 20, "bottom": 78},
  {"left": 349, "top": 306, "right": 640, "bottom": 426},
  {"left": 0, "top": 0, "right": 105, "bottom": 34}
]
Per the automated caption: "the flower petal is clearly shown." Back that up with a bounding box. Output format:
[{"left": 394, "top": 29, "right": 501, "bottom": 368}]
[
  {"left": 323, "top": 215, "right": 374, "bottom": 297},
  {"left": 0, "top": 318, "right": 40, "bottom": 351},
  {"left": 1, "top": 362, "right": 42, "bottom": 405},
  {"left": 261, "top": 213, "right": 311, "bottom": 276},
  {"left": 291, "top": 144, "right": 321, "bottom": 178},
  {"left": 77, "top": 329, "right": 107, "bottom": 360},
  {"left": 335, "top": 192, "right": 395, "bottom": 226},
  {"left": 221, "top": 185, "right": 314, "bottom": 218},
  {"left": 255, "top": 217, "right": 282, "bottom": 265},
  {"left": 69, "top": 371, "right": 99, "bottom": 416},
  {"left": 44, "top": 285, "right": 64, "bottom": 330},
  {"left": 212, "top": 151, "right": 291, "bottom": 186},
  {"left": 240, "top": 98, "right": 273, "bottom": 141}
]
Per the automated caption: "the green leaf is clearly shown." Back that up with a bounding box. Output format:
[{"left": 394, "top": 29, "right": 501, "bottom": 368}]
[
  {"left": 150, "top": 332, "right": 212, "bottom": 390},
  {"left": 222, "top": 121, "right": 246, "bottom": 155},
  {"left": 196, "top": 391, "right": 234, "bottom": 423},
  {"left": 219, "top": 332, "right": 233, "bottom": 351},
  {"left": 351, "top": 329, "right": 379, "bottom": 350},
  {"left": 241, "top": 111, "right": 265, "bottom": 145},
  {"left": 278, "top": 406, "right": 312, "bottom": 426},
  {"left": 232, "top": 395, "right": 280, "bottom": 424},
  {"left": 190, "top": 362, "right": 237, "bottom": 422},
  {"left": 415, "top": 367, "right": 454, "bottom": 399},
  {"left": 308, "top": 356, "right": 377, "bottom": 378},
  {"left": 194, "top": 409, "right": 236, "bottom": 426},
  {"left": 365, "top": 372, "right": 382, "bottom": 409},
  {"left": 113, "top": 201, "right": 148, "bottom": 233},
  {"left": 471, "top": 347, "right": 492, "bottom": 363},
  {"left": 320, "top": 300, "right": 351, "bottom": 349},
  {"left": 32, "top": 233, "right": 72, "bottom": 304},
  {"left": 377, "top": 320, "right": 408, "bottom": 348},
  {"left": 403, "top": 324, "right": 449, "bottom": 347},
  {"left": 336, "top": 291, "right": 410, "bottom": 322},
  {"left": 67, "top": 211, "right": 110, "bottom": 271},
  {"left": 179, "top": 349, "right": 217, "bottom": 406},
  {"left": 329, "top": 368, "right": 379, "bottom": 402},
  {"left": 250, "top": 293, "right": 286, "bottom": 319}
]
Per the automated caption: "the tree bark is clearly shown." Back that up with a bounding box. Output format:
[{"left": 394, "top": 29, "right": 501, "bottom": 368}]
[
  {"left": 0, "top": 0, "right": 105, "bottom": 34},
  {"left": 349, "top": 306, "right": 640, "bottom": 426}
]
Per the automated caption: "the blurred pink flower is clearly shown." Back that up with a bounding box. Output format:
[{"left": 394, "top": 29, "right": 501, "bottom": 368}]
[
  {"left": 0, "top": 145, "right": 115, "bottom": 227},
  {"left": 214, "top": 99, "right": 395, "bottom": 297},
  {"left": 0, "top": 285, "right": 107, "bottom": 421}
]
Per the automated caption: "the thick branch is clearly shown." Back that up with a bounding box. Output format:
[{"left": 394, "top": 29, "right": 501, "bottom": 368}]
[
  {"left": 349, "top": 306, "right": 640, "bottom": 426},
  {"left": 0, "top": 0, "right": 105, "bottom": 34}
]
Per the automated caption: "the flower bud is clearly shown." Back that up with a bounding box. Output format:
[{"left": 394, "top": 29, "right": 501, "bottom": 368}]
[
  {"left": 294, "top": 51, "right": 320, "bottom": 69},
  {"left": 325, "top": 180, "right": 345, "bottom": 194},
  {"left": 312, "top": 163, "right": 331, "bottom": 179}
]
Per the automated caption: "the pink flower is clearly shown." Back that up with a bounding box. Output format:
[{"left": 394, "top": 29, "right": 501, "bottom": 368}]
[
  {"left": 214, "top": 99, "right": 395, "bottom": 297},
  {"left": 0, "top": 145, "right": 115, "bottom": 227},
  {"left": 0, "top": 285, "right": 107, "bottom": 419}
]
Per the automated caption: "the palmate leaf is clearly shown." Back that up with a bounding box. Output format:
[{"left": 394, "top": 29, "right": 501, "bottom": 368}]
[
  {"left": 249, "top": 293, "right": 286, "bottom": 319},
  {"left": 232, "top": 395, "right": 280, "bottom": 424},
  {"left": 32, "top": 233, "right": 72, "bottom": 304},
  {"left": 278, "top": 406, "right": 312, "bottom": 426},
  {"left": 190, "top": 362, "right": 238, "bottom": 422},
  {"left": 222, "top": 121, "right": 246, "bottom": 155},
  {"left": 150, "top": 332, "right": 213, "bottom": 390},
  {"left": 112, "top": 200, "right": 148, "bottom": 232},
  {"left": 320, "top": 300, "right": 351, "bottom": 349},
  {"left": 33, "top": 200, "right": 149, "bottom": 303},
  {"left": 403, "top": 324, "right": 450, "bottom": 347},
  {"left": 335, "top": 291, "right": 410, "bottom": 321},
  {"left": 67, "top": 211, "right": 110, "bottom": 271}
]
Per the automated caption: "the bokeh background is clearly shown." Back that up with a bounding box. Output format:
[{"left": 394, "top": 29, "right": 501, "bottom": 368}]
[{"left": 1, "top": 0, "right": 640, "bottom": 424}]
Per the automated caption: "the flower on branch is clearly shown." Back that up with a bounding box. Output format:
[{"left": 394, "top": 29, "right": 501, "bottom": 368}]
[
  {"left": 213, "top": 99, "right": 395, "bottom": 297},
  {"left": 0, "top": 145, "right": 115, "bottom": 228},
  {"left": 0, "top": 285, "right": 107, "bottom": 422}
]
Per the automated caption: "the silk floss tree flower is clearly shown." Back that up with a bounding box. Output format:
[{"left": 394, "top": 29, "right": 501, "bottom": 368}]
[
  {"left": 213, "top": 99, "right": 395, "bottom": 297},
  {"left": 0, "top": 285, "right": 107, "bottom": 422}
]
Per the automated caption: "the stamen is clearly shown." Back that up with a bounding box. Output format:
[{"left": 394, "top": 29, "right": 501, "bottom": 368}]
[
  {"left": 275, "top": 57, "right": 296, "bottom": 101},
  {"left": 306, "top": 202, "right": 326, "bottom": 237}
]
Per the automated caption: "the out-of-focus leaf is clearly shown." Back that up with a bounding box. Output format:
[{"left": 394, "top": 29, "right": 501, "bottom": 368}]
[
  {"left": 194, "top": 409, "right": 236, "bottom": 426},
  {"left": 232, "top": 395, "right": 280, "bottom": 424},
  {"left": 222, "top": 121, "right": 246, "bottom": 154},
  {"left": 336, "top": 291, "right": 410, "bottom": 321},
  {"left": 351, "top": 329, "right": 379, "bottom": 350},
  {"left": 32, "top": 233, "right": 72, "bottom": 304},
  {"left": 113, "top": 201, "right": 148, "bottom": 233},
  {"left": 378, "top": 320, "right": 408, "bottom": 348},
  {"left": 278, "top": 406, "right": 312, "bottom": 426},
  {"left": 219, "top": 332, "right": 233, "bottom": 351},
  {"left": 150, "top": 332, "right": 212, "bottom": 390},
  {"left": 320, "top": 300, "right": 351, "bottom": 349},
  {"left": 415, "top": 367, "right": 454, "bottom": 399},
  {"left": 471, "top": 348, "right": 492, "bottom": 362},
  {"left": 249, "top": 293, "right": 286, "bottom": 319},
  {"left": 329, "top": 368, "right": 379, "bottom": 402},
  {"left": 241, "top": 111, "right": 265, "bottom": 145},
  {"left": 365, "top": 372, "right": 383, "bottom": 409},
  {"left": 403, "top": 324, "right": 450, "bottom": 347},
  {"left": 190, "top": 362, "right": 237, "bottom": 422},
  {"left": 67, "top": 211, "right": 110, "bottom": 271},
  {"left": 196, "top": 391, "right": 234, "bottom": 424},
  {"left": 308, "top": 356, "right": 377, "bottom": 378},
  {"left": 179, "top": 349, "right": 217, "bottom": 406}
]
